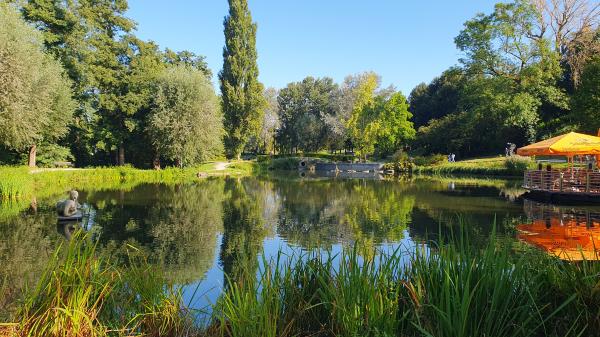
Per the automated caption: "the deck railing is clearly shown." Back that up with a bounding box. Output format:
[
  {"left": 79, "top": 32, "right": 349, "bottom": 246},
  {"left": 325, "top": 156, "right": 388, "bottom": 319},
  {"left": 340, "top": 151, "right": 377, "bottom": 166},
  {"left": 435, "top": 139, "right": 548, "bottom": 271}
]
[{"left": 523, "top": 169, "right": 600, "bottom": 194}]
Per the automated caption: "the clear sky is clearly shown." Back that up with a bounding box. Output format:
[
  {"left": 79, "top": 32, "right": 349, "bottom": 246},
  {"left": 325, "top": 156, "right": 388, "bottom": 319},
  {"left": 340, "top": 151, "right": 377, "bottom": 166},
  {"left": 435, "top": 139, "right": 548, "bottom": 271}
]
[{"left": 127, "top": 0, "right": 498, "bottom": 95}]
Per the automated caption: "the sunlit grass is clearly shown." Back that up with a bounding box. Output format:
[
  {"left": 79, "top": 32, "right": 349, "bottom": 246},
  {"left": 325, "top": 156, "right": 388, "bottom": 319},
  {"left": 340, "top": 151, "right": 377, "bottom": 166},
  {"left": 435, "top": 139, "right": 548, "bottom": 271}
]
[
  {"left": 415, "top": 156, "right": 536, "bottom": 176},
  {"left": 0, "top": 163, "right": 260, "bottom": 201}
]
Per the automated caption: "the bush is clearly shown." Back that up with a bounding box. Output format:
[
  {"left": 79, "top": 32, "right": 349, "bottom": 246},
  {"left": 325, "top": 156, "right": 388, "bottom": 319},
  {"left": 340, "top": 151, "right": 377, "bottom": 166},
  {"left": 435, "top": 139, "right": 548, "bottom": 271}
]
[
  {"left": 504, "top": 155, "right": 531, "bottom": 174},
  {"left": 413, "top": 154, "right": 447, "bottom": 166},
  {"left": 18, "top": 143, "right": 74, "bottom": 167},
  {"left": 383, "top": 150, "right": 413, "bottom": 173}
]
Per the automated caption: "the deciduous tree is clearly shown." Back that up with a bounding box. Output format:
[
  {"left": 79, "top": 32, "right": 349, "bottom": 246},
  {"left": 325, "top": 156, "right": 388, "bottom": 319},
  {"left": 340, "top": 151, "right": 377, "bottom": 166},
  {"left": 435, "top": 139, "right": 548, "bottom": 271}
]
[
  {"left": 148, "top": 65, "right": 223, "bottom": 167},
  {"left": 0, "top": 3, "right": 75, "bottom": 167}
]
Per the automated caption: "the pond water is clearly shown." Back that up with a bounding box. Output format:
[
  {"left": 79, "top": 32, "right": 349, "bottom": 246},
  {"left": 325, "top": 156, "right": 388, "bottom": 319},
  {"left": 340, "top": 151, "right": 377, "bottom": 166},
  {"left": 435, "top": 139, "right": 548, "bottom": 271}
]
[{"left": 1, "top": 174, "right": 600, "bottom": 318}]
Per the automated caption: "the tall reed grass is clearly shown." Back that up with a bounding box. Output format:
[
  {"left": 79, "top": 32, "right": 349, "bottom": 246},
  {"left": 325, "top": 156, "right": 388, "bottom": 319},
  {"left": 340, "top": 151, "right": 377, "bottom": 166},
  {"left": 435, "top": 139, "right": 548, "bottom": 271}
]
[
  {"left": 0, "top": 167, "right": 32, "bottom": 200},
  {"left": 16, "top": 233, "right": 199, "bottom": 337},
  {"left": 6, "top": 228, "right": 600, "bottom": 337},
  {"left": 210, "top": 228, "right": 599, "bottom": 337}
]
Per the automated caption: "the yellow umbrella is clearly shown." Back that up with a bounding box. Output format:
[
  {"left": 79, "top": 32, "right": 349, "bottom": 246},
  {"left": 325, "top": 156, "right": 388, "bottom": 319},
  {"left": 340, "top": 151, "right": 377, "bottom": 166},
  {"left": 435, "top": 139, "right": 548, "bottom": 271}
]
[{"left": 517, "top": 131, "right": 600, "bottom": 157}]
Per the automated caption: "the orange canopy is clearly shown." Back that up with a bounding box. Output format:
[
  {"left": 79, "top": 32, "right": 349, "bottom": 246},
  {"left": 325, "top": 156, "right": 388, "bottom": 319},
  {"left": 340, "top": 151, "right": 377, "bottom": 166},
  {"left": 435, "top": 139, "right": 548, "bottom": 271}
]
[
  {"left": 517, "top": 219, "right": 600, "bottom": 261},
  {"left": 517, "top": 132, "right": 600, "bottom": 157}
]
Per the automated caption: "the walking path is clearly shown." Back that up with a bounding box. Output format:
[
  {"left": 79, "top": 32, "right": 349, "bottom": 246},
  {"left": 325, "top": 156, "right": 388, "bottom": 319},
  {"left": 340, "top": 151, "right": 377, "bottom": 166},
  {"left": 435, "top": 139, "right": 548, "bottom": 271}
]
[{"left": 214, "top": 162, "right": 232, "bottom": 171}]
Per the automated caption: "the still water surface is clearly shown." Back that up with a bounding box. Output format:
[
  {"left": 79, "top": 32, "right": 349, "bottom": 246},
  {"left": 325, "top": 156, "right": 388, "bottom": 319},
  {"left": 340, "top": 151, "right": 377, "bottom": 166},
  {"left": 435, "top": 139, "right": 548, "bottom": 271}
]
[{"left": 1, "top": 174, "right": 599, "bottom": 317}]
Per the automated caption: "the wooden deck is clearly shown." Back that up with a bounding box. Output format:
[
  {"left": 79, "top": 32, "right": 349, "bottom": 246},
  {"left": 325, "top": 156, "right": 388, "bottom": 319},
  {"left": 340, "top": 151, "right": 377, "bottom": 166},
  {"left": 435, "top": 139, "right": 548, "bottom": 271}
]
[{"left": 523, "top": 169, "right": 600, "bottom": 195}]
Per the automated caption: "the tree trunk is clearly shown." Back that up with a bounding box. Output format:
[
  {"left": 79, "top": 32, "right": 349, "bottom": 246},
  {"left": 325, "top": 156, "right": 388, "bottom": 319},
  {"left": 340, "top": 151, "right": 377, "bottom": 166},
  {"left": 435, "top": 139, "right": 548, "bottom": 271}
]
[
  {"left": 28, "top": 144, "right": 37, "bottom": 167},
  {"left": 30, "top": 197, "right": 38, "bottom": 213},
  {"left": 118, "top": 146, "right": 125, "bottom": 166},
  {"left": 153, "top": 154, "right": 161, "bottom": 170}
]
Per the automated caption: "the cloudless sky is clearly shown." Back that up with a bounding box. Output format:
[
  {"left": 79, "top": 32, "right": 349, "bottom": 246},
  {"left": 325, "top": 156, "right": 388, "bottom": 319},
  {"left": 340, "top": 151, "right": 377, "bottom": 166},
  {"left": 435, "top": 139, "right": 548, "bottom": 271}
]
[{"left": 127, "top": 0, "right": 498, "bottom": 95}]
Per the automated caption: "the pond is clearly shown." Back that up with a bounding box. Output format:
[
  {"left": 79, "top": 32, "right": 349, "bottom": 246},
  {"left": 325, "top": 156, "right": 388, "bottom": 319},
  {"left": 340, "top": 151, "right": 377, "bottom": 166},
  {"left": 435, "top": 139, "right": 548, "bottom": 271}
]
[{"left": 1, "top": 174, "right": 599, "bottom": 319}]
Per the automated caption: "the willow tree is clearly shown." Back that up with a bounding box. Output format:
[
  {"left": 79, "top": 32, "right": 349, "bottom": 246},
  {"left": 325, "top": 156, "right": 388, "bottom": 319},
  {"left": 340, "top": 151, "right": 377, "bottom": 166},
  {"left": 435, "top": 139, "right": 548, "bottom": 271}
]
[
  {"left": 219, "top": 0, "right": 266, "bottom": 159},
  {"left": 0, "top": 3, "right": 74, "bottom": 167},
  {"left": 147, "top": 65, "right": 223, "bottom": 168}
]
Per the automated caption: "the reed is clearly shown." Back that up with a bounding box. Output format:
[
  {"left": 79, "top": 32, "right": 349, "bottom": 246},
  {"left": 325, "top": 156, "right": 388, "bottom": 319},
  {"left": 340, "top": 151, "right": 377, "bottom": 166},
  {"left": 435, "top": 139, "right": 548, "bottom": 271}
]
[
  {"left": 209, "top": 227, "right": 593, "bottom": 337},
  {"left": 15, "top": 233, "right": 200, "bottom": 337},
  {"left": 7, "top": 225, "right": 600, "bottom": 337},
  {"left": 0, "top": 167, "right": 32, "bottom": 200}
]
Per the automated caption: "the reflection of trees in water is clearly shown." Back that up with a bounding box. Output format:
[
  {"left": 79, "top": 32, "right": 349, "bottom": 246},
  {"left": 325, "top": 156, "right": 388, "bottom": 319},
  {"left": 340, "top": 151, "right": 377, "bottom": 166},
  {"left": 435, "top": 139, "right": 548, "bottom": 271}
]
[
  {"left": 406, "top": 179, "right": 525, "bottom": 244},
  {"left": 148, "top": 180, "right": 225, "bottom": 284},
  {"left": 273, "top": 179, "right": 415, "bottom": 250},
  {"left": 0, "top": 206, "right": 62, "bottom": 320},
  {"left": 91, "top": 181, "right": 225, "bottom": 285},
  {"left": 219, "top": 178, "right": 272, "bottom": 285}
]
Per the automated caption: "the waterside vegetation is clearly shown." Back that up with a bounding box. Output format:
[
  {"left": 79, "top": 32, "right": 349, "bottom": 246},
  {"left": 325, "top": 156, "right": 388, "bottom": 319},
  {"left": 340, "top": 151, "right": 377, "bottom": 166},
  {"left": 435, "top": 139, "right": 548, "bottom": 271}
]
[
  {"left": 0, "top": 162, "right": 259, "bottom": 201},
  {"left": 415, "top": 156, "right": 535, "bottom": 177},
  {"left": 3, "top": 229, "right": 600, "bottom": 337}
]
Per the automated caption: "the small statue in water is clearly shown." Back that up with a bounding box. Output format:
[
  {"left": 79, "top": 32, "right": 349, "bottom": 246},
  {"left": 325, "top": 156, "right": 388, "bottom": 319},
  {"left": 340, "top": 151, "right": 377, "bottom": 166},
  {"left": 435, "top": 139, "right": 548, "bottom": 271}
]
[{"left": 56, "top": 190, "right": 81, "bottom": 217}]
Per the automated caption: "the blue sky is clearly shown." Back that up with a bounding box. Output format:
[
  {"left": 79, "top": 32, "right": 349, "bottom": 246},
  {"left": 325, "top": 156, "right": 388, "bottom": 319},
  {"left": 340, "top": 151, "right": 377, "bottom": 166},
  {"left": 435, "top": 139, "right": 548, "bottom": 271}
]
[{"left": 127, "top": 0, "right": 498, "bottom": 95}]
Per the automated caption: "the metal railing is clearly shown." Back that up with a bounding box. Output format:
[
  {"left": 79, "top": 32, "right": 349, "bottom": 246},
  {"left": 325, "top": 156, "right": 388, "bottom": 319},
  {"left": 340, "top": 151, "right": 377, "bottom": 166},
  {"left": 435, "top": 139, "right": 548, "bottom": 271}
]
[{"left": 523, "top": 169, "right": 600, "bottom": 194}]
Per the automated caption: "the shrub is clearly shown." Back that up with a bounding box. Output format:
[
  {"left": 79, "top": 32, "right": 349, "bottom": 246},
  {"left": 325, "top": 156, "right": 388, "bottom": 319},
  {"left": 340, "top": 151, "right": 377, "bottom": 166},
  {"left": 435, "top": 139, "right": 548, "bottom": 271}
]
[
  {"left": 18, "top": 143, "right": 74, "bottom": 168},
  {"left": 413, "top": 154, "right": 447, "bottom": 166},
  {"left": 504, "top": 155, "right": 531, "bottom": 174}
]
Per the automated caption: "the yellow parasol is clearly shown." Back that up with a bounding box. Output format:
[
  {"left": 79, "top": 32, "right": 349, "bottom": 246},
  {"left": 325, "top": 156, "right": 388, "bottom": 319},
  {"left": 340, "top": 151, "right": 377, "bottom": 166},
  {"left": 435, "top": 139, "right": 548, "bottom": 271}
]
[{"left": 517, "top": 131, "right": 600, "bottom": 157}]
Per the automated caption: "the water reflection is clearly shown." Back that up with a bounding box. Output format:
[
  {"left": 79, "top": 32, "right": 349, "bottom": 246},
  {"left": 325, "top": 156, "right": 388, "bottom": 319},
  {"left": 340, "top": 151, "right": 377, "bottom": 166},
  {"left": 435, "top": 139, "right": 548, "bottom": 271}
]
[
  {"left": 0, "top": 175, "right": 529, "bottom": 317},
  {"left": 517, "top": 199, "right": 600, "bottom": 260}
]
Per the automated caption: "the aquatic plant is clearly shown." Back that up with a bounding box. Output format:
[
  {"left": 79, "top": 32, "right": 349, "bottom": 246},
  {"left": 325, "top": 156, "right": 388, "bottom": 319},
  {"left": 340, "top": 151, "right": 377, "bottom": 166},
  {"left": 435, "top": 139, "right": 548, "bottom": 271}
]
[
  {"left": 16, "top": 233, "right": 200, "bottom": 337},
  {"left": 5, "top": 225, "right": 600, "bottom": 337}
]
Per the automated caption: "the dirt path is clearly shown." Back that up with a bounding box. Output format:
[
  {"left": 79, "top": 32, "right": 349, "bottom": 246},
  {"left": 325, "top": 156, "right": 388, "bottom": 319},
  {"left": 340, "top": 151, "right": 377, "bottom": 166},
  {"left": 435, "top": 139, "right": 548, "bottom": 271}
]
[
  {"left": 214, "top": 162, "right": 232, "bottom": 171},
  {"left": 29, "top": 168, "right": 84, "bottom": 174}
]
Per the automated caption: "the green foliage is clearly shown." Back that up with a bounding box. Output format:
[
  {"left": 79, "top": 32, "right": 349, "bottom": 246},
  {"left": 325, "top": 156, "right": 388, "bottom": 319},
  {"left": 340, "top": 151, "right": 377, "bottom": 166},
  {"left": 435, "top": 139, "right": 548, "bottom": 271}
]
[
  {"left": 0, "top": 3, "right": 75, "bottom": 164},
  {"left": 347, "top": 73, "right": 416, "bottom": 159},
  {"left": 209, "top": 227, "right": 597, "bottom": 337},
  {"left": 347, "top": 72, "right": 381, "bottom": 160},
  {"left": 246, "top": 87, "right": 280, "bottom": 154},
  {"left": 17, "top": 233, "right": 198, "bottom": 337},
  {"left": 276, "top": 77, "right": 340, "bottom": 153},
  {"left": 19, "top": 143, "right": 74, "bottom": 168},
  {"left": 0, "top": 167, "right": 32, "bottom": 200},
  {"left": 415, "top": 156, "right": 527, "bottom": 176},
  {"left": 572, "top": 58, "right": 600, "bottom": 134},
  {"left": 413, "top": 0, "right": 579, "bottom": 158},
  {"left": 409, "top": 67, "right": 465, "bottom": 128},
  {"left": 220, "top": 0, "right": 266, "bottom": 159},
  {"left": 148, "top": 65, "right": 224, "bottom": 167},
  {"left": 374, "top": 92, "right": 416, "bottom": 156},
  {"left": 504, "top": 155, "right": 532, "bottom": 175},
  {"left": 412, "top": 154, "right": 447, "bottom": 166}
]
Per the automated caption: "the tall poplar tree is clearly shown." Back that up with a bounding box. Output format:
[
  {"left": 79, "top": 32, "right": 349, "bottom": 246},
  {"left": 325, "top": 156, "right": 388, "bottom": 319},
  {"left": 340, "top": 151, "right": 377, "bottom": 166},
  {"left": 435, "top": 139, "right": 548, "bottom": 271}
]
[{"left": 219, "top": 0, "right": 265, "bottom": 160}]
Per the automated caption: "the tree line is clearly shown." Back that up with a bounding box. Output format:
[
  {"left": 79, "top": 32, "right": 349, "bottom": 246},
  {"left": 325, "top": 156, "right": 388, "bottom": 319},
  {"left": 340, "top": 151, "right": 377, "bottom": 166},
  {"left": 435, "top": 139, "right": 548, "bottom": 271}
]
[
  {"left": 1, "top": 0, "right": 598, "bottom": 168},
  {"left": 410, "top": 0, "right": 600, "bottom": 157},
  {"left": 0, "top": 0, "right": 238, "bottom": 168},
  {"left": 255, "top": 73, "right": 415, "bottom": 160}
]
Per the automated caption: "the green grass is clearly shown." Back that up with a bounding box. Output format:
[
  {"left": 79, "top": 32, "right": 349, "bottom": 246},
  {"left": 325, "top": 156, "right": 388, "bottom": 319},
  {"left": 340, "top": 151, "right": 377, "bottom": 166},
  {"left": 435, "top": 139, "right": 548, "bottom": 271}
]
[
  {"left": 0, "top": 162, "right": 261, "bottom": 201},
  {"left": 0, "top": 166, "right": 32, "bottom": 200},
  {"left": 415, "top": 156, "right": 536, "bottom": 176}
]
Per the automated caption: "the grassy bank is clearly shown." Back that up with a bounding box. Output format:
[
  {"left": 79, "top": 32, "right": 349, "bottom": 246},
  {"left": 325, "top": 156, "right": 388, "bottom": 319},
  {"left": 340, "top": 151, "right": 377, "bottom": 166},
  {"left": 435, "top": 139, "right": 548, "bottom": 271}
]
[
  {"left": 0, "top": 162, "right": 260, "bottom": 201},
  {"left": 415, "top": 156, "right": 535, "bottom": 177},
  {"left": 4, "top": 230, "right": 599, "bottom": 337}
]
